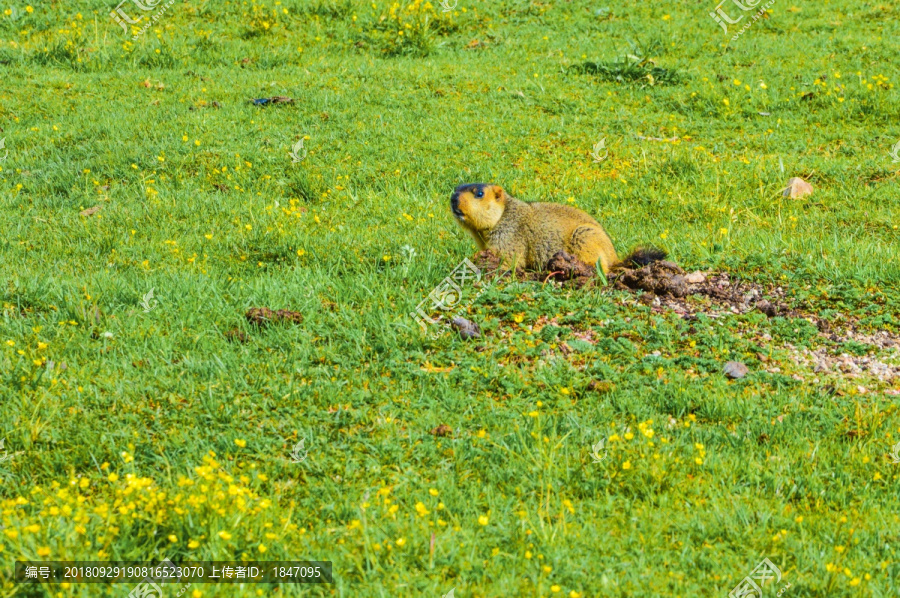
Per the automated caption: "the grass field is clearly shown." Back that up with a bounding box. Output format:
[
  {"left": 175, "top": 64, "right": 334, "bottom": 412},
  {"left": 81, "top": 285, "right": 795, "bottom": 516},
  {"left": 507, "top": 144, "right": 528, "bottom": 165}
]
[{"left": 1, "top": 0, "right": 899, "bottom": 596}]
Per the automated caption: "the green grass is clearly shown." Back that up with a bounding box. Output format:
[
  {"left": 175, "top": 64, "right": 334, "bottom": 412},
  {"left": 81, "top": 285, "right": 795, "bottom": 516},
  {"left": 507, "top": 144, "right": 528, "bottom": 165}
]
[{"left": 1, "top": 0, "right": 899, "bottom": 596}]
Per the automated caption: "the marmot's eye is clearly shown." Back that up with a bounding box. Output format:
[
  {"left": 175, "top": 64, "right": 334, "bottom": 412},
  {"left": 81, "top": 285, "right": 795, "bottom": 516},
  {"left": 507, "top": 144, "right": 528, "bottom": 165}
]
[{"left": 474, "top": 189, "right": 484, "bottom": 198}]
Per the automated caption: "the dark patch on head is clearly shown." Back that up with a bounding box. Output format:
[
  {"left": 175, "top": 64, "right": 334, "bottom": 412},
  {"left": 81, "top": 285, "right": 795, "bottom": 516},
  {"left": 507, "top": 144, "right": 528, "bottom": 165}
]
[
  {"left": 450, "top": 183, "right": 490, "bottom": 220},
  {"left": 451, "top": 183, "right": 488, "bottom": 201}
]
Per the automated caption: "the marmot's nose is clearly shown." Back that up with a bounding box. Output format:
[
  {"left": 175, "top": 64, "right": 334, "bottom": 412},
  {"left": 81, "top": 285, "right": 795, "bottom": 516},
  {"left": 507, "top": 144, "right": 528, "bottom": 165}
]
[{"left": 450, "top": 194, "right": 464, "bottom": 219}]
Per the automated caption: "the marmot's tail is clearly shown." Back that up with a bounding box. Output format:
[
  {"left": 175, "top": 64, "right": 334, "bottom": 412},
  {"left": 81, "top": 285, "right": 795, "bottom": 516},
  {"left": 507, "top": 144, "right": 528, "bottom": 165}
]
[{"left": 619, "top": 246, "right": 667, "bottom": 268}]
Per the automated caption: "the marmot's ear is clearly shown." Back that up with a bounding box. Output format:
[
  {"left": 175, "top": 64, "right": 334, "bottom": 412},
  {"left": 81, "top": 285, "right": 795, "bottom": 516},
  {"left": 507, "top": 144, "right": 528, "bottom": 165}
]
[{"left": 490, "top": 185, "right": 505, "bottom": 200}]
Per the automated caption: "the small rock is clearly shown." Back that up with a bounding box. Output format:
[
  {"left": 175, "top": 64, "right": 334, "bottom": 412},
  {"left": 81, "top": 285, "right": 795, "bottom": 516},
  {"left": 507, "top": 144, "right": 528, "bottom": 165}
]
[
  {"left": 724, "top": 361, "right": 749, "bottom": 379},
  {"left": 450, "top": 317, "right": 481, "bottom": 340},
  {"left": 783, "top": 177, "right": 814, "bottom": 199},
  {"left": 429, "top": 424, "right": 453, "bottom": 437},
  {"left": 683, "top": 271, "right": 706, "bottom": 284}
]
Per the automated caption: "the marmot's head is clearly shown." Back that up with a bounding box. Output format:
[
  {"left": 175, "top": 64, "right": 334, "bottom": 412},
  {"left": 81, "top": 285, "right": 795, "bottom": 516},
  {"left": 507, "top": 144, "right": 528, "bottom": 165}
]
[{"left": 450, "top": 183, "right": 507, "bottom": 232}]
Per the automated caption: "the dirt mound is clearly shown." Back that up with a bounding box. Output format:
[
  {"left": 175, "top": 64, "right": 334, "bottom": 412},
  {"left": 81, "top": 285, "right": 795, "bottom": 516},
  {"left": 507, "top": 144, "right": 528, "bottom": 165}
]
[
  {"left": 546, "top": 251, "right": 596, "bottom": 283},
  {"left": 472, "top": 250, "right": 596, "bottom": 287},
  {"left": 471, "top": 249, "right": 789, "bottom": 317},
  {"left": 611, "top": 259, "right": 689, "bottom": 297},
  {"left": 609, "top": 261, "right": 788, "bottom": 317}
]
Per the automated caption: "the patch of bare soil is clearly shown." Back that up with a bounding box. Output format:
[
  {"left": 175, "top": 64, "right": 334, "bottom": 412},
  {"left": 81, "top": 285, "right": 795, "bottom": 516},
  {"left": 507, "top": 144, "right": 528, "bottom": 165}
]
[
  {"left": 608, "top": 260, "right": 789, "bottom": 319},
  {"left": 784, "top": 344, "right": 900, "bottom": 382},
  {"left": 766, "top": 326, "right": 900, "bottom": 385},
  {"left": 473, "top": 250, "right": 524, "bottom": 279},
  {"left": 472, "top": 249, "right": 787, "bottom": 315},
  {"left": 245, "top": 307, "right": 304, "bottom": 327},
  {"left": 470, "top": 250, "right": 900, "bottom": 387},
  {"left": 610, "top": 263, "right": 900, "bottom": 379}
]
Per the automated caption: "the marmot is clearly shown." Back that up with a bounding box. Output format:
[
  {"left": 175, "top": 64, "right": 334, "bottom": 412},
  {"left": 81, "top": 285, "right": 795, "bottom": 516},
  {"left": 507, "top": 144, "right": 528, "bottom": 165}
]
[{"left": 450, "top": 183, "right": 663, "bottom": 274}]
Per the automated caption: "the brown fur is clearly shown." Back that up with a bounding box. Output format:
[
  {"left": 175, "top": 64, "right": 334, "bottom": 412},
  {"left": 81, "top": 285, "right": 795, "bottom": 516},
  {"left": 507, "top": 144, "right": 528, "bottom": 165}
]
[{"left": 450, "top": 183, "right": 620, "bottom": 273}]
